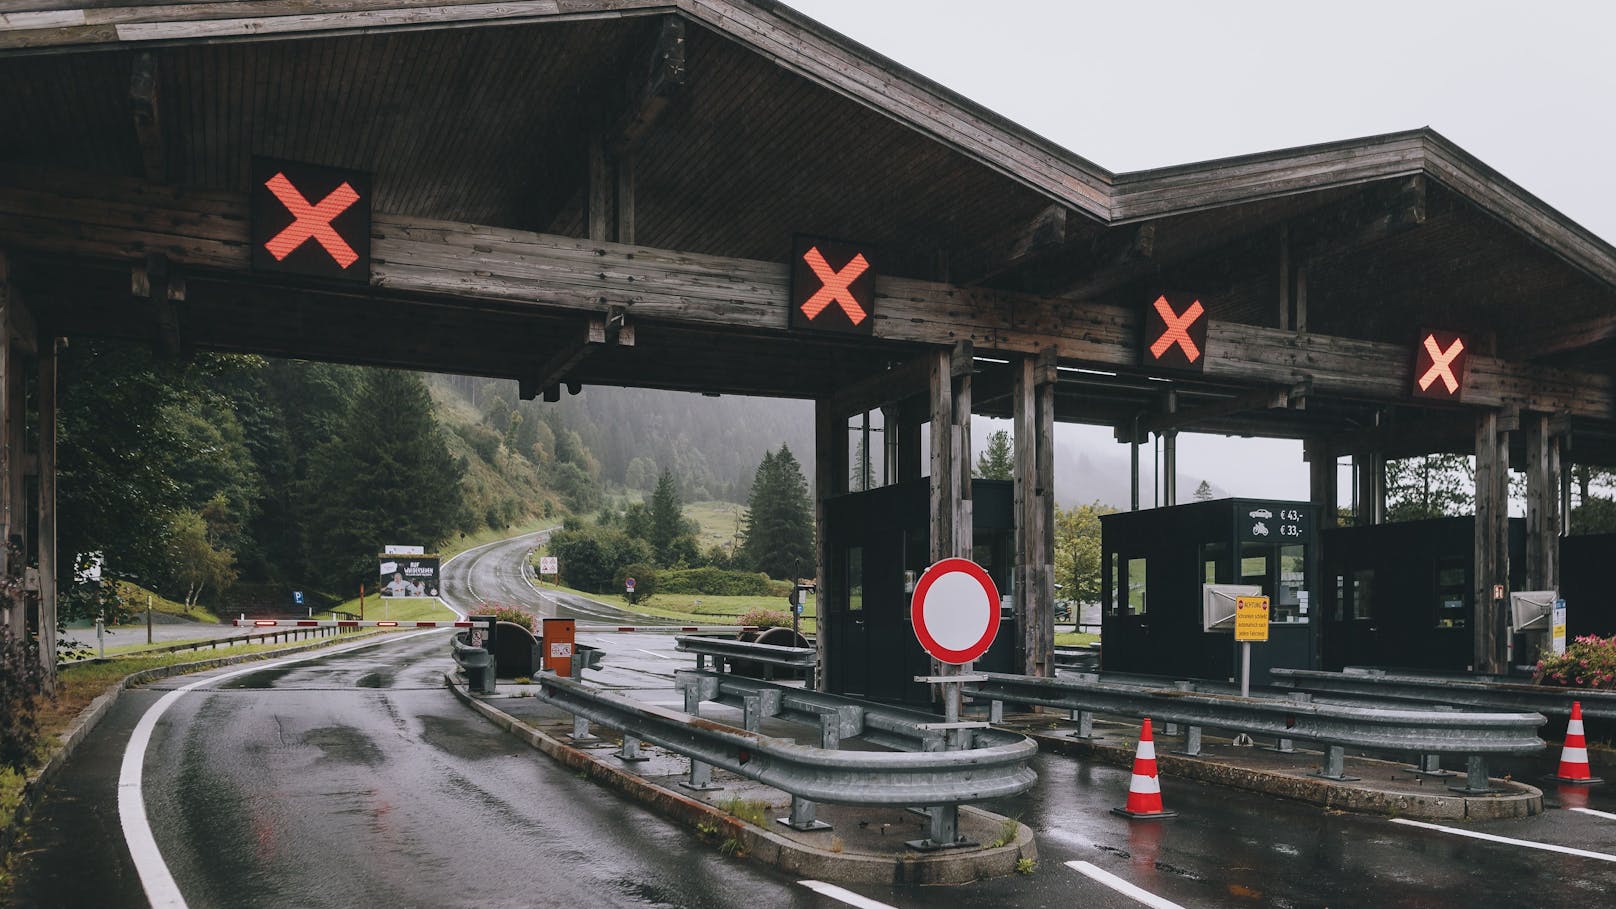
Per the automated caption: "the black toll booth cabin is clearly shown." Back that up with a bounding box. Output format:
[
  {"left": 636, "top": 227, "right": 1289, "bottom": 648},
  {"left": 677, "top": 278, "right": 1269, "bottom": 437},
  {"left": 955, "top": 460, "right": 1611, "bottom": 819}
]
[
  {"left": 1101, "top": 498, "right": 1319, "bottom": 685},
  {"left": 824, "top": 478, "right": 1016, "bottom": 708}
]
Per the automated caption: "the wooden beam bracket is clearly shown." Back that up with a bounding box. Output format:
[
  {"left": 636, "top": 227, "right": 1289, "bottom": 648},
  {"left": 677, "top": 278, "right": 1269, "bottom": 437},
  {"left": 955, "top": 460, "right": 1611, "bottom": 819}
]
[{"left": 132, "top": 253, "right": 187, "bottom": 357}]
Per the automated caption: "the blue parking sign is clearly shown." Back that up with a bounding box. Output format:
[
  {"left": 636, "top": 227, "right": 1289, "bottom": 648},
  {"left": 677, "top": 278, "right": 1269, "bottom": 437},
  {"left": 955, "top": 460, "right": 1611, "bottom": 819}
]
[{"left": 293, "top": 590, "right": 304, "bottom": 605}]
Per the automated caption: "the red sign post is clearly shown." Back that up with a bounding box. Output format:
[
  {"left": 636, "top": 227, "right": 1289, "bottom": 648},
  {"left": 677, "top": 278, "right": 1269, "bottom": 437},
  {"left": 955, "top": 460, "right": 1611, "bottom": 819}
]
[
  {"left": 910, "top": 557, "right": 1001, "bottom": 665},
  {"left": 789, "top": 236, "right": 877, "bottom": 334},
  {"left": 1141, "top": 292, "right": 1208, "bottom": 373},
  {"left": 1412, "top": 329, "right": 1470, "bottom": 401}
]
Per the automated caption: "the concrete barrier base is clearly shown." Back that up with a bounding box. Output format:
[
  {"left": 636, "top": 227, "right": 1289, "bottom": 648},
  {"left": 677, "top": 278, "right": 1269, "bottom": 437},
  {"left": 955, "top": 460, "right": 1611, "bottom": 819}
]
[{"left": 447, "top": 674, "right": 1037, "bottom": 885}]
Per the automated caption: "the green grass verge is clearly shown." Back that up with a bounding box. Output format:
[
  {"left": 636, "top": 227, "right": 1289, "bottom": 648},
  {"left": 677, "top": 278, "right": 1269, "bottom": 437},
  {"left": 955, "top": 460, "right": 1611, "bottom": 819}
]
[
  {"left": 323, "top": 596, "right": 459, "bottom": 622},
  {"left": 539, "top": 581, "right": 817, "bottom": 634},
  {"left": 113, "top": 580, "right": 221, "bottom": 624},
  {"left": 1055, "top": 632, "right": 1101, "bottom": 646}
]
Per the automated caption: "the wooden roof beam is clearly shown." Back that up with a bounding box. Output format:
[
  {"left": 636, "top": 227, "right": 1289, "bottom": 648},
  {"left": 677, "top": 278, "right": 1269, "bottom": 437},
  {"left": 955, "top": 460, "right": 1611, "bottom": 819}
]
[
  {"left": 131, "top": 253, "right": 186, "bottom": 358},
  {"left": 824, "top": 352, "right": 936, "bottom": 420},
  {"left": 1289, "top": 175, "right": 1427, "bottom": 264},
  {"left": 951, "top": 203, "right": 1072, "bottom": 286},
  {"left": 1502, "top": 310, "right": 1616, "bottom": 360},
  {"left": 1132, "top": 381, "right": 1308, "bottom": 437},
  {"left": 606, "top": 15, "right": 688, "bottom": 159},
  {"left": 519, "top": 308, "right": 634, "bottom": 400}
]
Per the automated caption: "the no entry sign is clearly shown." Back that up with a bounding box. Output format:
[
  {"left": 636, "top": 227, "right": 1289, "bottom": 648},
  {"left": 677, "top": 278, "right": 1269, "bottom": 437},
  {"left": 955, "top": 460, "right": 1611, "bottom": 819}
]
[
  {"left": 789, "top": 235, "right": 877, "bottom": 335},
  {"left": 1141, "top": 292, "right": 1208, "bottom": 373},
  {"left": 1412, "top": 329, "right": 1470, "bottom": 401},
  {"left": 910, "top": 557, "right": 1001, "bottom": 664}
]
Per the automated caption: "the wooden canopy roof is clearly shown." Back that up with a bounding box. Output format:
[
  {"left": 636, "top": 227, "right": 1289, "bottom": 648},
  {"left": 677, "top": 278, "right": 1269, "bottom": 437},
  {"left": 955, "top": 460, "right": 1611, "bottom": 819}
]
[{"left": 3, "top": 1, "right": 1616, "bottom": 459}]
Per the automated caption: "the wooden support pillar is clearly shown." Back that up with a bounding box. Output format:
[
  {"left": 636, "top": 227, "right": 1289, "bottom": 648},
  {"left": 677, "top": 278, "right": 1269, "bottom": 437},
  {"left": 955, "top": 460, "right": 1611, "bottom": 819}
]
[
  {"left": 813, "top": 397, "right": 842, "bottom": 691},
  {"left": 929, "top": 343, "right": 972, "bottom": 562},
  {"left": 1474, "top": 411, "right": 1510, "bottom": 673},
  {"left": 1012, "top": 349, "right": 1057, "bottom": 677},
  {"left": 1524, "top": 413, "right": 1561, "bottom": 592},
  {"left": 37, "top": 338, "right": 57, "bottom": 689},
  {"left": 895, "top": 400, "right": 923, "bottom": 483},
  {"left": 0, "top": 252, "right": 15, "bottom": 642},
  {"left": 1306, "top": 439, "right": 1338, "bottom": 529}
]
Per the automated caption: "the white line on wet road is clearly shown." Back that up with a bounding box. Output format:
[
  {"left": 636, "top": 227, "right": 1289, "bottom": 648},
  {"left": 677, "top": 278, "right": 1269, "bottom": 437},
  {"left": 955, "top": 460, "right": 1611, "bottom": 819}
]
[
  {"left": 1067, "top": 861, "right": 1190, "bottom": 909},
  {"left": 1390, "top": 817, "right": 1616, "bottom": 862},
  {"left": 797, "top": 880, "right": 897, "bottom": 908}
]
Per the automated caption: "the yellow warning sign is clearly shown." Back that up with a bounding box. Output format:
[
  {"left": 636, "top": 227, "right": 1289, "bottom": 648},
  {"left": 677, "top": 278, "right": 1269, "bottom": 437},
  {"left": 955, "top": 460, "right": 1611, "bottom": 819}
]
[{"left": 1235, "top": 596, "right": 1270, "bottom": 642}]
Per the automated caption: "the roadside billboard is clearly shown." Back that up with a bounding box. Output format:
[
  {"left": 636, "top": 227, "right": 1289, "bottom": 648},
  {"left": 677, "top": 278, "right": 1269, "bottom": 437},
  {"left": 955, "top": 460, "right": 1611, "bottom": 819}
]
[{"left": 378, "top": 553, "right": 440, "bottom": 597}]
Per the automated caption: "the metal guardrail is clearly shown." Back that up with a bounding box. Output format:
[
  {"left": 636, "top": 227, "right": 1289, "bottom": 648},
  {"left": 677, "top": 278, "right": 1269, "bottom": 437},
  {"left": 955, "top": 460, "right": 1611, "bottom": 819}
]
[
  {"left": 451, "top": 632, "right": 495, "bottom": 694},
  {"left": 61, "top": 623, "right": 360, "bottom": 665},
  {"left": 1270, "top": 667, "right": 1616, "bottom": 722},
  {"left": 535, "top": 669, "right": 1036, "bottom": 849},
  {"left": 964, "top": 671, "right": 1545, "bottom": 792},
  {"left": 675, "top": 635, "right": 817, "bottom": 685},
  {"left": 577, "top": 624, "right": 759, "bottom": 634},
  {"left": 1053, "top": 645, "right": 1099, "bottom": 672}
]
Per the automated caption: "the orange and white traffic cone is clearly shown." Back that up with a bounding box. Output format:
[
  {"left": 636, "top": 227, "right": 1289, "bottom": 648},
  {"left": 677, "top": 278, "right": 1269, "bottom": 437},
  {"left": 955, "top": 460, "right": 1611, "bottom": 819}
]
[
  {"left": 1546, "top": 701, "right": 1604, "bottom": 785},
  {"left": 1112, "top": 717, "right": 1178, "bottom": 819}
]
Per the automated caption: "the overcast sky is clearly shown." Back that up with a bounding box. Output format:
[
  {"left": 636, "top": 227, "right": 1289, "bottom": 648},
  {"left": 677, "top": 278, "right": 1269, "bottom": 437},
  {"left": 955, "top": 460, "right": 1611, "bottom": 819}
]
[{"left": 782, "top": 0, "right": 1616, "bottom": 501}]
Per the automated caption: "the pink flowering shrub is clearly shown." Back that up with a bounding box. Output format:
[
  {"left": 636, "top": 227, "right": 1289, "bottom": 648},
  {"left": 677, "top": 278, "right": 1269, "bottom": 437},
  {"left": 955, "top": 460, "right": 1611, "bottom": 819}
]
[{"left": 1535, "top": 634, "right": 1616, "bottom": 689}]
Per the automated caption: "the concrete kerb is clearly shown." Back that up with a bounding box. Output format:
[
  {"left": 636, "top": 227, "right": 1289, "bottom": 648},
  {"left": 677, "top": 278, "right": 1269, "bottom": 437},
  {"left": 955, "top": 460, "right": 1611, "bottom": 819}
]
[
  {"left": 1020, "top": 719, "right": 1542, "bottom": 821},
  {"left": 1, "top": 628, "right": 389, "bottom": 862},
  {"left": 445, "top": 673, "right": 1037, "bottom": 885}
]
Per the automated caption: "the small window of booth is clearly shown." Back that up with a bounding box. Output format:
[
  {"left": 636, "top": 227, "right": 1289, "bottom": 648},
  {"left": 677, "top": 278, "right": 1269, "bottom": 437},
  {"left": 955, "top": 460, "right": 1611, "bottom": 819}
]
[{"left": 1100, "top": 498, "right": 1319, "bottom": 684}]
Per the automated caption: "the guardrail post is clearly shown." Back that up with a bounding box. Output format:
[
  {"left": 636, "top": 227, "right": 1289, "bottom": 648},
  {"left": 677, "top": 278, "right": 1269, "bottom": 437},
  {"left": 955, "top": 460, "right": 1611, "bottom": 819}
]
[
  {"left": 678, "top": 683, "right": 722, "bottom": 791},
  {"left": 779, "top": 796, "right": 830, "bottom": 832},
  {"left": 1313, "top": 745, "right": 1360, "bottom": 781},
  {"left": 742, "top": 695, "right": 763, "bottom": 733},
  {"left": 989, "top": 699, "right": 1004, "bottom": 724},
  {"left": 819, "top": 714, "right": 841, "bottom": 750},
  {"left": 1071, "top": 710, "right": 1096, "bottom": 740},
  {"left": 615, "top": 734, "right": 649, "bottom": 763},
  {"left": 1176, "top": 725, "right": 1202, "bottom": 756},
  {"left": 907, "top": 805, "right": 962, "bottom": 851},
  {"left": 1448, "top": 755, "right": 1494, "bottom": 794},
  {"left": 1410, "top": 753, "right": 1454, "bottom": 777}
]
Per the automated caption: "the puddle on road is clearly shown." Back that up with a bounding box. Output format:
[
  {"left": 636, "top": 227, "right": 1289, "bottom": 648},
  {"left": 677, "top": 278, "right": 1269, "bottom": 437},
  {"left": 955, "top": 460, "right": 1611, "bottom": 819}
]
[{"left": 302, "top": 726, "right": 385, "bottom": 767}]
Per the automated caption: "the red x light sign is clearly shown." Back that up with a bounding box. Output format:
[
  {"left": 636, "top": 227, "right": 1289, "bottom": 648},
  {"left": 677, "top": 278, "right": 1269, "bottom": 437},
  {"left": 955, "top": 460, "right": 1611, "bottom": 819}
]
[
  {"left": 1412, "top": 329, "right": 1471, "bottom": 401},
  {"left": 251, "top": 157, "right": 372, "bottom": 283},
  {"left": 789, "top": 236, "right": 876, "bottom": 335},
  {"left": 1141, "top": 291, "right": 1209, "bottom": 372}
]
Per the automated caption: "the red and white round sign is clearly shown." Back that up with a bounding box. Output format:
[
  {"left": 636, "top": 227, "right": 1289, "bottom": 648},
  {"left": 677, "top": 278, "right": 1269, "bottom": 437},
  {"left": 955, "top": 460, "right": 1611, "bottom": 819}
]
[{"left": 910, "top": 557, "right": 1002, "bottom": 665}]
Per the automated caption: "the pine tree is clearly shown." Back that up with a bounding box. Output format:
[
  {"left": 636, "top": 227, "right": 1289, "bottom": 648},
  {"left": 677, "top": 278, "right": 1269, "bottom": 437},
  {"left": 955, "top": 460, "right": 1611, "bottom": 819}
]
[
  {"left": 649, "top": 469, "right": 686, "bottom": 563},
  {"left": 975, "top": 430, "right": 1014, "bottom": 480},
  {"left": 738, "top": 445, "right": 814, "bottom": 580},
  {"left": 1193, "top": 480, "right": 1214, "bottom": 501},
  {"left": 303, "top": 370, "right": 466, "bottom": 592}
]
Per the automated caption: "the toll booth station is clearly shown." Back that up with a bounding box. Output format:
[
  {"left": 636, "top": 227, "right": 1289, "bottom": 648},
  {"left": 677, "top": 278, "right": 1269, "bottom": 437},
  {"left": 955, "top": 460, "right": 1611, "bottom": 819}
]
[
  {"left": 824, "top": 478, "right": 1016, "bottom": 707},
  {"left": 1101, "top": 499, "right": 1318, "bottom": 686},
  {"left": 1321, "top": 517, "right": 1525, "bottom": 673}
]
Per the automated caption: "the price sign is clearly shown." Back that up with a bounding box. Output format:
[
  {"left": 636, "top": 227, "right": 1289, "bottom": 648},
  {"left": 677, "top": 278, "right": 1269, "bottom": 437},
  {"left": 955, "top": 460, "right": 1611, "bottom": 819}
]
[
  {"left": 1235, "top": 596, "right": 1270, "bottom": 642},
  {"left": 1240, "top": 503, "right": 1311, "bottom": 542}
]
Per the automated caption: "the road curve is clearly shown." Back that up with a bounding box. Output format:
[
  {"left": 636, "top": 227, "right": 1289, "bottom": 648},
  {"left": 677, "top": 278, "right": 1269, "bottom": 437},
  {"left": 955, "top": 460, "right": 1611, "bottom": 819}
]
[{"left": 439, "top": 530, "right": 676, "bottom": 625}]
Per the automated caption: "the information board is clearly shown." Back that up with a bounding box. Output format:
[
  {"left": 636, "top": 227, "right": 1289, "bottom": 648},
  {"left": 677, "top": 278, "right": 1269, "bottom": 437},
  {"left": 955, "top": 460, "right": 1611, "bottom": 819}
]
[{"left": 1234, "top": 595, "right": 1270, "bottom": 642}]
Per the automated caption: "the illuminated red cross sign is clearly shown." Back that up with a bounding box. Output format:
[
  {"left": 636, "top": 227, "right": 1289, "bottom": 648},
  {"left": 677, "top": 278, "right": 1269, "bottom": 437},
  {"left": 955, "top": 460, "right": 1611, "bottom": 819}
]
[
  {"left": 1411, "top": 329, "right": 1471, "bottom": 401},
  {"left": 1141, "top": 292, "right": 1209, "bottom": 372},
  {"left": 789, "top": 235, "right": 877, "bottom": 335},
  {"left": 250, "top": 157, "right": 372, "bottom": 283}
]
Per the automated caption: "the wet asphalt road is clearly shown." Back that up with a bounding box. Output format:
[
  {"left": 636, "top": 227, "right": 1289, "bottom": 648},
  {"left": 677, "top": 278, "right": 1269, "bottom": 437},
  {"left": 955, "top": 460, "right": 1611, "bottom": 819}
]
[
  {"left": 8, "top": 534, "right": 1616, "bottom": 908},
  {"left": 440, "top": 531, "right": 672, "bottom": 625}
]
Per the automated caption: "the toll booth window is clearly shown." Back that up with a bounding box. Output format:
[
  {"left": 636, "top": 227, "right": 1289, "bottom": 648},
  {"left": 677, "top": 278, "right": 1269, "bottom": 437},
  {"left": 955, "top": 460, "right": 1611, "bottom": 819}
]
[
  {"left": 1108, "top": 552, "right": 1120, "bottom": 616},
  {"left": 1435, "top": 558, "right": 1467, "bottom": 629},
  {"left": 847, "top": 546, "right": 863, "bottom": 612},
  {"left": 1351, "top": 570, "right": 1374, "bottom": 620},
  {"left": 1275, "top": 544, "right": 1307, "bottom": 623},
  {"left": 1126, "top": 557, "right": 1148, "bottom": 615},
  {"left": 1239, "top": 546, "right": 1270, "bottom": 595},
  {"left": 1200, "top": 542, "right": 1230, "bottom": 585}
]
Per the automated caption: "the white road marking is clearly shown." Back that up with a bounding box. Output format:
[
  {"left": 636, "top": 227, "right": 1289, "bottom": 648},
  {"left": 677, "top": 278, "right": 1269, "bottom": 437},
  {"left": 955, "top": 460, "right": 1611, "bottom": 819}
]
[
  {"left": 797, "top": 880, "right": 897, "bottom": 908},
  {"left": 1067, "top": 861, "right": 1190, "bottom": 909},
  {"left": 1570, "top": 806, "right": 1616, "bottom": 821},
  {"left": 635, "top": 648, "right": 672, "bottom": 659},
  {"left": 1390, "top": 817, "right": 1616, "bottom": 862},
  {"left": 119, "top": 629, "right": 444, "bottom": 909}
]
